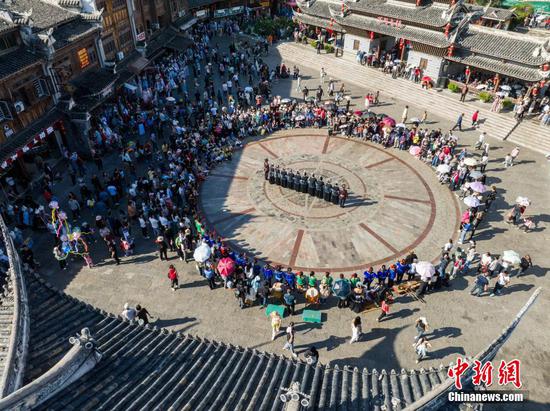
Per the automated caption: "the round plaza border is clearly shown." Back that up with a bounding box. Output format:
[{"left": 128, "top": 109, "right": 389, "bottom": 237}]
[{"left": 199, "top": 133, "right": 462, "bottom": 272}]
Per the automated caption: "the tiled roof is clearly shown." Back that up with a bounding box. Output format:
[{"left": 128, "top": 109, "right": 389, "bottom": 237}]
[
  {"left": 53, "top": 19, "right": 100, "bottom": 50},
  {"left": 334, "top": 11, "right": 450, "bottom": 48},
  {"left": 348, "top": 0, "right": 449, "bottom": 28},
  {"left": 457, "top": 25, "right": 546, "bottom": 66},
  {"left": 0, "top": 109, "right": 60, "bottom": 163},
  {"left": 465, "top": 5, "right": 515, "bottom": 21},
  {"left": 294, "top": 11, "right": 344, "bottom": 32},
  {"left": 70, "top": 68, "right": 117, "bottom": 97},
  {"left": 447, "top": 50, "right": 543, "bottom": 82},
  {"left": 0, "top": 0, "right": 78, "bottom": 31},
  {"left": 23, "top": 272, "right": 452, "bottom": 410},
  {"left": 0, "top": 47, "right": 42, "bottom": 80}
]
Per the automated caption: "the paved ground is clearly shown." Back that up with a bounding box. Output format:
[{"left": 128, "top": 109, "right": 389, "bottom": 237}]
[
  {"left": 201, "top": 129, "right": 459, "bottom": 272},
  {"left": 29, "top": 37, "right": 550, "bottom": 408}
]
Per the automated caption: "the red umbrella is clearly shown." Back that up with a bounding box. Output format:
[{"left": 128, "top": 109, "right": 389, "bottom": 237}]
[
  {"left": 354, "top": 110, "right": 362, "bottom": 116},
  {"left": 381, "top": 117, "right": 396, "bottom": 127},
  {"left": 442, "top": 146, "right": 451, "bottom": 155},
  {"left": 422, "top": 76, "right": 432, "bottom": 82},
  {"left": 217, "top": 257, "right": 235, "bottom": 277}
]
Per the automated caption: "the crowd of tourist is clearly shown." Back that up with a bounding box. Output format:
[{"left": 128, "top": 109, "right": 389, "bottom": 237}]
[{"left": 0, "top": 16, "right": 540, "bottom": 366}]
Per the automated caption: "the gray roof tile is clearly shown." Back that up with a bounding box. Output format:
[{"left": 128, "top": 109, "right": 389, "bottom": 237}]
[
  {"left": 0, "top": 0, "right": 77, "bottom": 31},
  {"left": 22, "top": 271, "right": 452, "bottom": 410},
  {"left": 52, "top": 18, "right": 99, "bottom": 50},
  {"left": 0, "top": 47, "right": 42, "bottom": 80}
]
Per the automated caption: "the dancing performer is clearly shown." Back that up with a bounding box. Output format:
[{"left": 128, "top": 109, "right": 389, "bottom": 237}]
[
  {"left": 316, "top": 177, "right": 324, "bottom": 199},
  {"left": 324, "top": 182, "right": 332, "bottom": 201},
  {"left": 331, "top": 183, "right": 339, "bottom": 204},
  {"left": 281, "top": 169, "right": 288, "bottom": 188},
  {"left": 339, "top": 184, "right": 348, "bottom": 208},
  {"left": 300, "top": 172, "right": 308, "bottom": 193},
  {"left": 293, "top": 172, "right": 301, "bottom": 191},
  {"left": 308, "top": 174, "right": 316, "bottom": 196},
  {"left": 264, "top": 159, "right": 270, "bottom": 180}
]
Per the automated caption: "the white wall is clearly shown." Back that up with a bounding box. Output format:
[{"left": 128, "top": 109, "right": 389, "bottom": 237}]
[
  {"left": 407, "top": 50, "right": 444, "bottom": 80},
  {"left": 343, "top": 33, "right": 372, "bottom": 53}
]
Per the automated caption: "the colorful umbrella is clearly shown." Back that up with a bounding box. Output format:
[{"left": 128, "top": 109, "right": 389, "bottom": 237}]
[
  {"left": 469, "top": 182, "right": 487, "bottom": 193},
  {"left": 464, "top": 196, "right": 481, "bottom": 208},
  {"left": 382, "top": 117, "right": 396, "bottom": 127},
  {"left": 332, "top": 279, "right": 351, "bottom": 299},
  {"left": 409, "top": 146, "right": 421, "bottom": 156},
  {"left": 410, "top": 117, "right": 421, "bottom": 124},
  {"left": 395, "top": 123, "right": 406, "bottom": 128},
  {"left": 437, "top": 164, "right": 451, "bottom": 173},
  {"left": 464, "top": 158, "right": 478, "bottom": 167},
  {"left": 354, "top": 110, "right": 363, "bottom": 116},
  {"left": 193, "top": 243, "right": 211, "bottom": 263},
  {"left": 362, "top": 111, "right": 376, "bottom": 120},
  {"left": 217, "top": 257, "right": 236, "bottom": 277},
  {"left": 442, "top": 146, "right": 451, "bottom": 155}
]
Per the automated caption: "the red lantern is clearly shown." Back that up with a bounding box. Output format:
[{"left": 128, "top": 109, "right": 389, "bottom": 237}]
[
  {"left": 447, "top": 44, "right": 455, "bottom": 57},
  {"left": 370, "top": 31, "right": 375, "bottom": 40},
  {"left": 444, "top": 23, "right": 451, "bottom": 38},
  {"left": 542, "top": 62, "right": 549, "bottom": 72}
]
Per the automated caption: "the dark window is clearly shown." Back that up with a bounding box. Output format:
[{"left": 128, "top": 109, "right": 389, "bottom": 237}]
[
  {"left": 0, "top": 31, "right": 18, "bottom": 52},
  {"left": 0, "top": 101, "right": 13, "bottom": 122},
  {"left": 33, "top": 78, "right": 50, "bottom": 98},
  {"left": 103, "top": 38, "right": 116, "bottom": 55},
  {"left": 119, "top": 30, "right": 132, "bottom": 45},
  {"left": 113, "top": 0, "right": 126, "bottom": 9},
  {"left": 353, "top": 39, "right": 360, "bottom": 50}
]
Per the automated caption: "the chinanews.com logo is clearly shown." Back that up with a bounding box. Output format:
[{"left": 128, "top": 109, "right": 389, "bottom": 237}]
[{"left": 447, "top": 357, "right": 527, "bottom": 404}]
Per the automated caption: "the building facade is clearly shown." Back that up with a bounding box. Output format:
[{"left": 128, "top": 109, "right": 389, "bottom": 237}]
[{"left": 294, "top": 0, "right": 550, "bottom": 87}]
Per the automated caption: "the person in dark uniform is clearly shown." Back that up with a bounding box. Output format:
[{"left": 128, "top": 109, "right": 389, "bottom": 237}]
[
  {"left": 315, "top": 177, "right": 324, "bottom": 198},
  {"left": 308, "top": 174, "right": 316, "bottom": 196},
  {"left": 324, "top": 182, "right": 332, "bottom": 201},
  {"left": 286, "top": 169, "right": 294, "bottom": 189},
  {"left": 281, "top": 169, "right": 288, "bottom": 188},
  {"left": 264, "top": 159, "right": 269, "bottom": 180},
  {"left": 293, "top": 172, "right": 301, "bottom": 191},
  {"left": 269, "top": 165, "right": 275, "bottom": 184},
  {"left": 331, "top": 183, "right": 339, "bottom": 204},
  {"left": 339, "top": 184, "right": 348, "bottom": 207},
  {"left": 275, "top": 166, "right": 281, "bottom": 185},
  {"left": 300, "top": 172, "right": 308, "bottom": 193}
]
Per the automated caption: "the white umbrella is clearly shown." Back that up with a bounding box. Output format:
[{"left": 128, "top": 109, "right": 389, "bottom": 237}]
[
  {"left": 395, "top": 123, "right": 406, "bottom": 128},
  {"left": 496, "top": 91, "right": 507, "bottom": 98},
  {"left": 415, "top": 261, "right": 435, "bottom": 281},
  {"left": 193, "top": 243, "right": 211, "bottom": 263},
  {"left": 515, "top": 196, "right": 530, "bottom": 207},
  {"left": 502, "top": 250, "right": 521, "bottom": 265},
  {"left": 166, "top": 96, "right": 176, "bottom": 103},
  {"left": 295, "top": 115, "right": 305, "bottom": 121},
  {"left": 244, "top": 86, "right": 253, "bottom": 93},
  {"left": 464, "top": 196, "right": 481, "bottom": 208},
  {"left": 469, "top": 170, "right": 483, "bottom": 180},
  {"left": 500, "top": 85, "right": 512, "bottom": 91},
  {"left": 281, "top": 98, "right": 291, "bottom": 104},
  {"left": 437, "top": 164, "right": 451, "bottom": 173},
  {"left": 464, "top": 158, "right": 478, "bottom": 167},
  {"left": 476, "top": 84, "right": 487, "bottom": 90},
  {"left": 410, "top": 117, "right": 421, "bottom": 123}
]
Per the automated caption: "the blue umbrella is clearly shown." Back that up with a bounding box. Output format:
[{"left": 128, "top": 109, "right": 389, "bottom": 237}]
[{"left": 332, "top": 279, "right": 351, "bottom": 299}]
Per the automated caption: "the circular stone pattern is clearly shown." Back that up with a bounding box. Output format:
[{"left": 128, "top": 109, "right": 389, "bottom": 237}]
[{"left": 200, "top": 132, "right": 460, "bottom": 273}]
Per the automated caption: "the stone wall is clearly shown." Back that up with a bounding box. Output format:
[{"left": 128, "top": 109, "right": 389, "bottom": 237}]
[{"left": 407, "top": 50, "right": 445, "bottom": 80}]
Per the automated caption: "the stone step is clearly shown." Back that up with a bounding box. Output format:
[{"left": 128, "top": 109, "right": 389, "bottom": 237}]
[{"left": 277, "top": 42, "right": 550, "bottom": 155}]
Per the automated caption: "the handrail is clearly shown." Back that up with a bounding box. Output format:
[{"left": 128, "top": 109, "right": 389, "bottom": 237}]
[{"left": 0, "top": 216, "right": 30, "bottom": 398}]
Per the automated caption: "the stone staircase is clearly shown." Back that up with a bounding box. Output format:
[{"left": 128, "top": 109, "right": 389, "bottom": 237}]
[
  {"left": 0, "top": 270, "right": 14, "bottom": 393},
  {"left": 275, "top": 42, "right": 550, "bottom": 155}
]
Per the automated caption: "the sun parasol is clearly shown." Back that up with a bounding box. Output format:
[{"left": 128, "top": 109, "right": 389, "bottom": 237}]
[
  {"left": 469, "top": 170, "right": 483, "bottom": 180},
  {"left": 436, "top": 164, "right": 451, "bottom": 173},
  {"left": 442, "top": 146, "right": 451, "bottom": 155},
  {"left": 382, "top": 117, "right": 396, "bottom": 127},
  {"left": 410, "top": 117, "right": 421, "bottom": 124},
  {"left": 244, "top": 86, "right": 253, "bottom": 93},
  {"left": 354, "top": 110, "right": 363, "bottom": 116},
  {"left": 463, "top": 157, "right": 478, "bottom": 167},
  {"left": 469, "top": 181, "right": 487, "bottom": 193},
  {"left": 464, "top": 196, "right": 481, "bottom": 208},
  {"left": 281, "top": 98, "right": 291, "bottom": 104},
  {"left": 502, "top": 250, "right": 521, "bottom": 265},
  {"left": 395, "top": 123, "right": 406, "bottom": 128},
  {"left": 217, "top": 257, "right": 236, "bottom": 277},
  {"left": 409, "top": 146, "right": 422, "bottom": 156},
  {"left": 332, "top": 279, "right": 351, "bottom": 299},
  {"left": 295, "top": 114, "right": 305, "bottom": 121},
  {"left": 500, "top": 85, "right": 512, "bottom": 91},
  {"left": 193, "top": 242, "right": 211, "bottom": 263},
  {"left": 515, "top": 196, "right": 530, "bottom": 207},
  {"left": 415, "top": 261, "right": 435, "bottom": 281}
]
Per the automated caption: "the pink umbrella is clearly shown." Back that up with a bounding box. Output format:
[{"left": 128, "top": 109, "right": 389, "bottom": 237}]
[
  {"left": 217, "top": 257, "right": 236, "bottom": 277},
  {"left": 409, "top": 146, "right": 421, "bottom": 156},
  {"left": 469, "top": 181, "right": 487, "bottom": 193},
  {"left": 381, "top": 117, "right": 396, "bottom": 127},
  {"left": 354, "top": 110, "right": 363, "bottom": 116}
]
